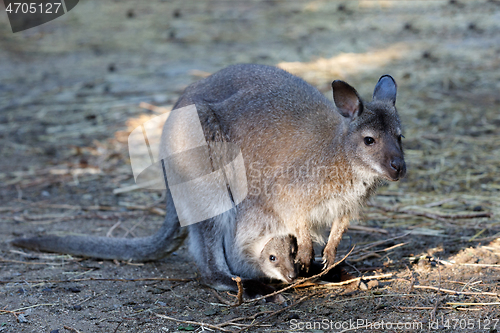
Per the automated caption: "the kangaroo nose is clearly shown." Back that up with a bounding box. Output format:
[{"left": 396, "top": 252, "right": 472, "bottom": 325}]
[
  {"left": 390, "top": 158, "right": 406, "bottom": 178},
  {"left": 288, "top": 271, "right": 297, "bottom": 280},
  {"left": 390, "top": 160, "right": 401, "bottom": 172}
]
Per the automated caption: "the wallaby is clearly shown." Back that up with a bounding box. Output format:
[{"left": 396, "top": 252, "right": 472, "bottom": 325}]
[{"left": 13, "top": 64, "right": 405, "bottom": 295}]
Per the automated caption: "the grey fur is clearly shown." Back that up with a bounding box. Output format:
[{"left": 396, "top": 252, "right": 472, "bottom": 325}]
[{"left": 12, "top": 64, "right": 405, "bottom": 294}]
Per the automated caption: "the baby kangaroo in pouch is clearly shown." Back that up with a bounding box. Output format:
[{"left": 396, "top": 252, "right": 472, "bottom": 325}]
[
  {"left": 13, "top": 64, "right": 405, "bottom": 297},
  {"left": 255, "top": 234, "right": 298, "bottom": 284}
]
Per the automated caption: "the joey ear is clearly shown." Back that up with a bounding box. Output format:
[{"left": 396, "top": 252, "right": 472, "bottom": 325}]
[
  {"left": 373, "top": 75, "right": 397, "bottom": 105},
  {"left": 261, "top": 237, "right": 273, "bottom": 254},
  {"left": 332, "top": 80, "right": 363, "bottom": 118},
  {"left": 289, "top": 234, "right": 298, "bottom": 250}
]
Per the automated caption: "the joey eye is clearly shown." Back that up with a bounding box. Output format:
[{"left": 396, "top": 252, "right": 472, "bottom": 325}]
[
  {"left": 364, "top": 137, "right": 375, "bottom": 146},
  {"left": 269, "top": 255, "right": 276, "bottom": 262}
]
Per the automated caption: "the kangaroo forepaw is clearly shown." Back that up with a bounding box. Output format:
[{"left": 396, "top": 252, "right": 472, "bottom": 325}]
[
  {"left": 295, "top": 250, "right": 313, "bottom": 272},
  {"left": 322, "top": 246, "right": 337, "bottom": 270}
]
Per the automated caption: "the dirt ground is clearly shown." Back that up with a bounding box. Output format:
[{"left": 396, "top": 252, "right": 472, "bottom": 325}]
[{"left": 1, "top": 0, "right": 500, "bottom": 332}]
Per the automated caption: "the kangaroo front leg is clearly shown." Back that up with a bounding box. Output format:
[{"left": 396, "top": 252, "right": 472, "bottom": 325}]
[
  {"left": 294, "top": 225, "right": 314, "bottom": 272},
  {"left": 322, "top": 215, "right": 350, "bottom": 269}
]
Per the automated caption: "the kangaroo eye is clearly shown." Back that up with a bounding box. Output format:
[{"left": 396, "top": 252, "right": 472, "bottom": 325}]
[
  {"left": 364, "top": 137, "right": 375, "bottom": 145},
  {"left": 269, "top": 255, "right": 276, "bottom": 262}
]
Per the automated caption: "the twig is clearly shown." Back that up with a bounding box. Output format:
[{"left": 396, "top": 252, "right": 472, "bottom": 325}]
[
  {"left": 20, "top": 212, "right": 79, "bottom": 221},
  {"left": 13, "top": 210, "right": 146, "bottom": 224},
  {"left": 468, "top": 228, "right": 486, "bottom": 242},
  {"left": 398, "top": 306, "right": 454, "bottom": 310},
  {"left": 0, "top": 207, "right": 24, "bottom": 213},
  {"left": 368, "top": 203, "right": 493, "bottom": 222},
  {"left": 0, "top": 277, "right": 194, "bottom": 284},
  {"left": 349, "top": 252, "right": 381, "bottom": 263},
  {"left": 399, "top": 306, "right": 480, "bottom": 312},
  {"left": 348, "top": 225, "right": 388, "bottom": 234},
  {"left": 139, "top": 102, "right": 171, "bottom": 114},
  {"left": 0, "top": 308, "right": 23, "bottom": 321},
  {"left": 349, "top": 241, "right": 407, "bottom": 263},
  {"left": 118, "top": 202, "right": 166, "bottom": 216},
  {"left": 63, "top": 325, "right": 82, "bottom": 333},
  {"left": 33, "top": 203, "right": 82, "bottom": 210},
  {"left": 158, "top": 305, "right": 273, "bottom": 330},
  {"left": 351, "top": 232, "right": 411, "bottom": 256},
  {"left": 217, "top": 311, "right": 274, "bottom": 327},
  {"left": 113, "top": 321, "right": 123, "bottom": 333},
  {"left": 189, "top": 70, "right": 212, "bottom": 79},
  {"left": 331, "top": 293, "right": 416, "bottom": 304},
  {"left": 381, "top": 242, "right": 408, "bottom": 252},
  {"left": 155, "top": 313, "right": 232, "bottom": 332},
  {"left": 446, "top": 262, "right": 500, "bottom": 268},
  {"left": 16, "top": 184, "right": 22, "bottom": 200},
  {"left": 344, "top": 261, "right": 361, "bottom": 275},
  {"left": 412, "top": 285, "right": 500, "bottom": 297},
  {"left": 228, "top": 277, "right": 243, "bottom": 306},
  {"left": 0, "top": 258, "right": 73, "bottom": 266},
  {"left": 446, "top": 302, "right": 500, "bottom": 306},
  {"left": 106, "top": 221, "right": 122, "bottom": 237},
  {"left": 460, "top": 277, "right": 476, "bottom": 293},
  {"left": 472, "top": 234, "right": 500, "bottom": 242},
  {"left": 234, "top": 294, "right": 313, "bottom": 333},
  {"left": 244, "top": 246, "right": 355, "bottom": 304},
  {"left": 430, "top": 258, "right": 442, "bottom": 321},
  {"left": 449, "top": 280, "right": 483, "bottom": 286},
  {"left": 316, "top": 273, "right": 392, "bottom": 288},
  {"left": 404, "top": 263, "right": 415, "bottom": 293},
  {"left": 9, "top": 250, "right": 75, "bottom": 260},
  {"left": 113, "top": 180, "right": 162, "bottom": 194},
  {"left": 122, "top": 216, "right": 146, "bottom": 237},
  {"left": 10, "top": 303, "right": 55, "bottom": 312},
  {"left": 423, "top": 198, "right": 454, "bottom": 208},
  {"left": 211, "top": 290, "right": 233, "bottom": 306}
]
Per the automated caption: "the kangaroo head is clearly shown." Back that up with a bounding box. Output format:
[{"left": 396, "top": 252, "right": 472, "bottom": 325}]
[{"left": 332, "top": 75, "right": 406, "bottom": 181}]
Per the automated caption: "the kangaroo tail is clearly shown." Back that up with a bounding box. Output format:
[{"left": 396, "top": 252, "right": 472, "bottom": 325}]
[
  {"left": 11, "top": 218, "right": 186, "bottom": 261},
  {"left": 12, "top": 187, "right": 187, "bottom": 262}
]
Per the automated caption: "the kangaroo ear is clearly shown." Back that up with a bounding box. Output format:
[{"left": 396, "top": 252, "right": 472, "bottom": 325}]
[
  {"left": 373, "top": 75, "right": 397, "bottom": 105},
  {"left": 332, "top": 80, "right": 363, "bottom": 118}
]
